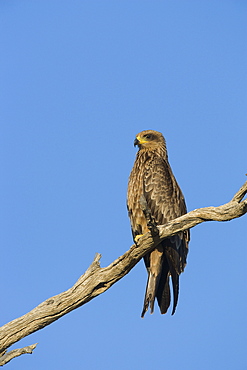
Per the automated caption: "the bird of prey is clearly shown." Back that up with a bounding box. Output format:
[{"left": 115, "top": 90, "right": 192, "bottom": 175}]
[{"left": 127, "top": 130, "right": 189, "bottom": 317}]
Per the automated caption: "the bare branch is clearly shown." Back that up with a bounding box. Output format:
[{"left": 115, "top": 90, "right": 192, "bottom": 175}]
[
  {"left": 0, "top": 180, "right": 246, "bottom": 365},
  {"left": 0, "top": 344, "right": 37, "bottom": 366},
  {"left": 231, "top": 178, "right": 247, "bottom": 202}
]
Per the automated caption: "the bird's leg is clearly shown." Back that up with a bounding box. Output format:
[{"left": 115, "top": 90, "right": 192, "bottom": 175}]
[{"left": 134, "top": 234, "right": 144, "bottom": 243}]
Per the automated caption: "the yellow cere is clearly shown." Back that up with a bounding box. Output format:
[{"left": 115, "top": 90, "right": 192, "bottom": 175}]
[{"left": 136, "top": 136, "right": 148, "bottom": 144}]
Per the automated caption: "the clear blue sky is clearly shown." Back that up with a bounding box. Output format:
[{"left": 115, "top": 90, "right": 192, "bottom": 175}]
[{"left": 1, "top": 1, "right": 246, "bottom": 369}]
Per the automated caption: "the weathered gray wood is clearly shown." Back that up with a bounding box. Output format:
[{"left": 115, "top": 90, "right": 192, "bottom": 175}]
[
  {"left": 0, "top": 344, "right": 37, "bottom": 366},
  {"left": 0, "top": 180, "right": 246, "bottom": 366}
]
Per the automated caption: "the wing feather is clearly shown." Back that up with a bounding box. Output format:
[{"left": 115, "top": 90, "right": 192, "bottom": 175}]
[{"left": 143, "top": 154, "right": 189, "bottom": 314}]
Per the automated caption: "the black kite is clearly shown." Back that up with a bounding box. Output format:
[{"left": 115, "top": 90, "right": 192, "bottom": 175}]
[{"left": 127, "top": 130, "right": 189, "bottom": 317}]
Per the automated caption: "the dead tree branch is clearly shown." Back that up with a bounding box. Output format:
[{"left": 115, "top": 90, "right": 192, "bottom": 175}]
[
  {"left": 0, "top": 180, "right": 246, "bottom": 366},
  {"left": 0, "top": 344, "right": 37, "bottom": 367}
]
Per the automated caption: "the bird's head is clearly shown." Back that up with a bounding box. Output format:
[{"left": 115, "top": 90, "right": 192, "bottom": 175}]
[{"left": 134, "top": 130, "right": 166, "bottom": 151}]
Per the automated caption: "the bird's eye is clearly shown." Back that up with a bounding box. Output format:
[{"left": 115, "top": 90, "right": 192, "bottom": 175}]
[{"left": 144, "top": 134, "right": 151, "bottom": 139}]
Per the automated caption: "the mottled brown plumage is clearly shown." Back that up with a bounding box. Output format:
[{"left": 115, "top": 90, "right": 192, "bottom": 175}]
[{"left": 127, "top": 130, "right": 189, "bottom": 317}]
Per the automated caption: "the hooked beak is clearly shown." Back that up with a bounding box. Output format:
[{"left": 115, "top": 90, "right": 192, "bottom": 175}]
[{"left": 134, "top": 138, "right": 139, "bottom": 147}]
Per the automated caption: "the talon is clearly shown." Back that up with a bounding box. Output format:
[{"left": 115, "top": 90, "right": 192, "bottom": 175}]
[{"left": 135, "top": 234, "right": 144, "bottom": 243}]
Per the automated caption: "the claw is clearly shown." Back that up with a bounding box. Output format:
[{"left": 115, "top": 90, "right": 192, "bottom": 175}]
[{"left": 134, "top": 234, "right": 144, "bottom": 243}]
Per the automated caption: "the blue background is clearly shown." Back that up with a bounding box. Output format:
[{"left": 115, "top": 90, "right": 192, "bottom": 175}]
[{"left": 1, "top": 1, "right": 246, "bottom": 369}]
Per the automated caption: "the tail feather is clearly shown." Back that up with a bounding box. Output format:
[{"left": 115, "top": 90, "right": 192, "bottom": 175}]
[
  {"left": 141, "top": 243, "right": 181, "bottom": 317},
  {"left": 141, "top": 272, "right": 158, "bottom": 318},
  {"left": 170, "top": 271, "right": 179, "bottom": 315},
  {"left": 164, "top": 248, "right": 180, "bottom": 315},
  {"left": 156, "top": 255, "right": 171, "bottom": 314}
]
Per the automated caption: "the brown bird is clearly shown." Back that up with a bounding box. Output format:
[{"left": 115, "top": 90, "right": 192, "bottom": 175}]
[{"left": 127, "top": 130, "right": 189, "bottom": 317}]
